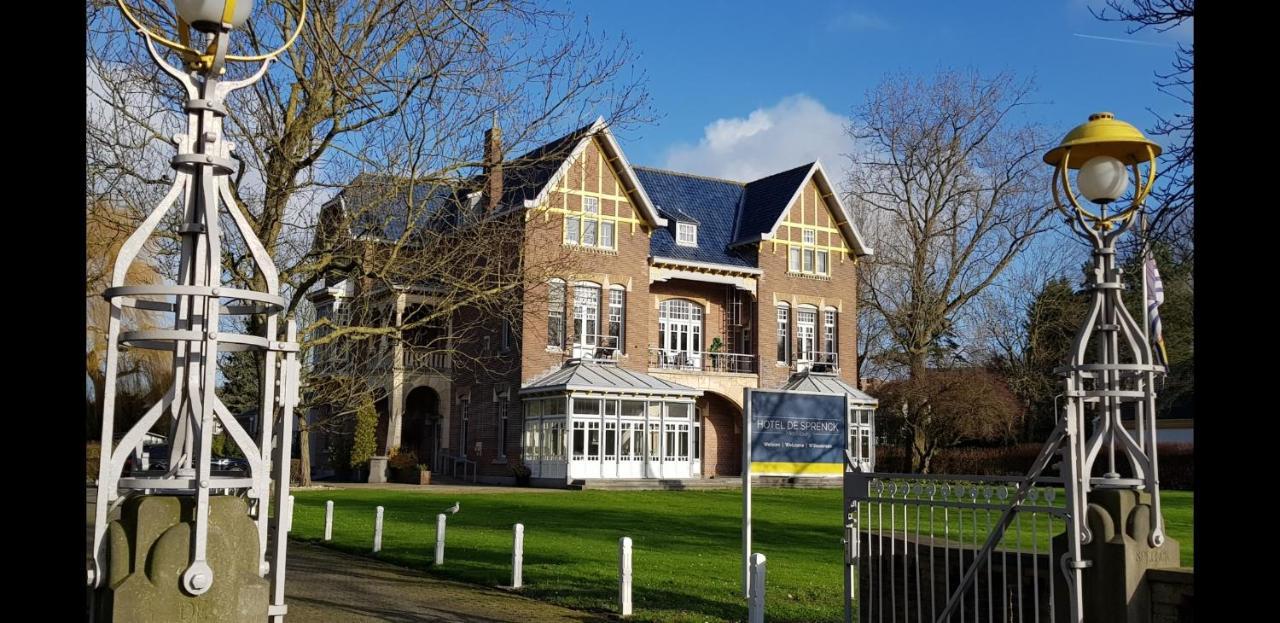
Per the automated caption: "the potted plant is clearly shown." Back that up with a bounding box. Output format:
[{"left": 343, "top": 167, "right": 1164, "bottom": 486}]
[
  {"left": 709, "top": 337, "right": 724, "bottom": 371},
  {"left": 415, "top": 464, "right": 431, "bottom": 485},
  {"left": 511, "top": 463, "right": 532, "bottom": 487}
]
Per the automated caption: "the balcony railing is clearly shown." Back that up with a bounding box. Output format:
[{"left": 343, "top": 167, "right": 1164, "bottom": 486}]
[
  {"left": 402, "top": 347, "right": 450, "bottom": 373},
  {"left": 792, "top": 352, "right": 839, "bottom": 372},
  {"left": 648, "top": 347, "right": 757, "bottom": 374}
]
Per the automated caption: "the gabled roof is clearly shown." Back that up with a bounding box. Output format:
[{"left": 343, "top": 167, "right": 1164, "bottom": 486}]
[
  {"left": 497, "top": 120, "right": 599, "bottom": 208},
  {"left": 521, "top": 360, "right": 703, "bottom": 397},
  {"left": 734, "top": 163, "right": 815, "bottom": 245},
  {"left": 635, "top": 167, "right": 755, "bottom": 269},
  {"left": 731, "top": 161, "right": 872, "bottom": 257},
  {"left": 519, "top": 118, "right": 667, "bottom": 228}
]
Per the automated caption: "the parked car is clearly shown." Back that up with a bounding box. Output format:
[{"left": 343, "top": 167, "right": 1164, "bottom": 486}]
[{"left": 212, "top": 456, "right": 250, "bottom": 472}]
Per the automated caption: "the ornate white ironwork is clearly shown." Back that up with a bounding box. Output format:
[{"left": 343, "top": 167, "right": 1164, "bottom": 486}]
[{"left": 88, "top": 15, "right": 299, "bottom": 621}]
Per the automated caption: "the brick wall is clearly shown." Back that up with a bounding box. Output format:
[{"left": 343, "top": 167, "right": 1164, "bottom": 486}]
[
  {"left": 520, "top": 137, "right": 655, "bottom": 382},
  {"left": 701, "top": 393, "right": 742, "bottom": 477},
  {"left": 755, "top": 178, "right": 860, "bottom": 389}
]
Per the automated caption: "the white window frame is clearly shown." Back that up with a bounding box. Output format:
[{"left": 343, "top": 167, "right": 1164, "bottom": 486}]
[
  {"left": 776, "top": 303, "right": 790, "bottom": 363},
  {"left": 676, "top": 222, "right": 698, "bottom": 247},
  {"left": 787, "top": 229, "right": 831, "bottom": 277},
  {"left": 607, "top": 286, "right": 626, "bottom": 354},
  {"left": 563, "top": 195, "right": 618, "bottom": 251},
  {"left": 573, "top": 282, "right": 602, "bottom": 358},
  {"left": 824, "top": 308, "right": 838, "bottom": 359},
  {"left": 547, "top": 279, "right": 566, "bottom": 349},
  {"left": 796, "top": 307, "right": 817, "bottom": 363}
]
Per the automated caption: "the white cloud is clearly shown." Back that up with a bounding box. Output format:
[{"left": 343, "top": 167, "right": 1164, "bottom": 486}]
[{"left": 662, "top": 94, "right": 855, "bottom": 183}]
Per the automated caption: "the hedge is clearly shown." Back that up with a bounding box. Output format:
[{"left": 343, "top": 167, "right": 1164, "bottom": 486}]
[{"left": 875, "top": 442, "right": 1193, "bottom": 490}]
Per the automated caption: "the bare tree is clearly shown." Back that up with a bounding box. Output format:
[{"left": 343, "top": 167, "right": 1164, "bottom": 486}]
[
  {"left": 845, "top": 69, "right": 1054, "bottom": 380},
  {"left": 872, "top": 367, "right": 1024, "bottom": 473},
  {"left": 87, "top": 1, "right": 650, "bottom": 484},
  {"left": 1092, "top": 0, "right": 1194, "bottom": 256}
]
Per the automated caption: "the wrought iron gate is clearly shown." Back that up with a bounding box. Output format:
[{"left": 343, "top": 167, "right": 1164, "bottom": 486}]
[{"left": 846, "top": 466, "right": 1073, "bottom": 623}]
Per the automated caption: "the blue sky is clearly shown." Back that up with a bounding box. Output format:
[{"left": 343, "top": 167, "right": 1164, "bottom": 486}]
[{"left": 562, "top": 0, "right": 1191, "bottom": 182}]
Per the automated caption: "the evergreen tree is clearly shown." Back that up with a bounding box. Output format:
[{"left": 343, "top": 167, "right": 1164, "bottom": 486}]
[
  {"left": 350, "top": 398, "right": 379, "bottom": 470},
  {"left": 988, "top": 277, "right": 1090, "bottom": 440}
]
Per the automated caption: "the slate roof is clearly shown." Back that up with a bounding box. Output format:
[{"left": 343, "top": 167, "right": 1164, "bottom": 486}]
[
  {"left": 734, "top": 162, "right": 816, "bottom": 246},
  {"left": 781, "top": 368, "right": 878, "bottom": 405},
  {"left": 521, "top": 360, "right": 703, "bottom": 397},
  {"left": 335, "top": 123, "right": 862, "bottom": 260},
  {"left": 498, "top": 120, "right": 600, "bottom": 207},
  {"left": 344, "top": 175, "right": 470, "bottom": 240},
  {"left": 634, "top": 167, "right": 756, "bottom": 269},
  {"left": 340, "top": 121, "right": 600, "bottom": 240}
]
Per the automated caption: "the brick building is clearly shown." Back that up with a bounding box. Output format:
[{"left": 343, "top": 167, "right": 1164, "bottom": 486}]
[{"left": 307, "top": 118, "right": 874, "bottom": 485}]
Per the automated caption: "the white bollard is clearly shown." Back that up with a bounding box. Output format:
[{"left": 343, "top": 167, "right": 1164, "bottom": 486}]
[
  {"left": 324, "top": 500, "right": 334, "bottom": 541},
  {"left": 748, "top": 553, "right": 766, "bottom": 623},
  {"left": 619, "top": 536, "right": 633, "bottom": 617},
  {"left": 512, "top": 523, "right": 525, "bottom": 588},
  {"left": 287, "top": 495, "right": 296, "bottom": 533},
  {"left": 373, "top": 506, "right": 384, "bottom": 553},
  {"left": 435, "top": 513, "right": 447, "bottom": 565}
]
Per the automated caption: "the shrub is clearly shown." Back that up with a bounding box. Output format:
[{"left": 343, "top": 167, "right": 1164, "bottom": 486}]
[
  {"left": 87, "top": 442, "right": 101, "bottom": 482},
  {"left": 388, "top": 449, "right": 418, "bottom": 470},
  {"left": 350, "top": 399, "right": 378, "bottom": 469},
  {"left": 874, "top": 442, "right": 1193, "bottom": 490}
]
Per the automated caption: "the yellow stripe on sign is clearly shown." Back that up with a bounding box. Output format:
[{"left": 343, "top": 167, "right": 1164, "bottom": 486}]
[{"left": 749, "top": 462, "right": 844, "bottom": 476}]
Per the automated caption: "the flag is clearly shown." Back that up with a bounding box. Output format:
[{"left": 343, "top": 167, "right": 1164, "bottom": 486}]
[{"left": 1144, "top": 256, "right": 1169, "bottom": 366}]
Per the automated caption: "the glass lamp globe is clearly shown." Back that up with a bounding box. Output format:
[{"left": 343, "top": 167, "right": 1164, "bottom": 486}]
[
  {"left": 175, "top": 0, "right": 254, "bottom": 32},
  {"left": 1077, "top": 155, "right": 1128, "bottom": 204}
]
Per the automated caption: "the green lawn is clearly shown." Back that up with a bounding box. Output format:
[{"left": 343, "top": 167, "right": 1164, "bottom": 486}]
[{"left": 290, "top": 488, "right": 1192, "bottom": 623}]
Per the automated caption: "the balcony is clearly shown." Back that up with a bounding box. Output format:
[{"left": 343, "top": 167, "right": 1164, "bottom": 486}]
[
  {"left": 648, "top": 347, "right": 757, "bottom": 374},
  {"left": 401, "top": 347, "right": 451, "bottom": 373},
  {"left": 791, "top": 352, "right": 839, "bottom": 372}
]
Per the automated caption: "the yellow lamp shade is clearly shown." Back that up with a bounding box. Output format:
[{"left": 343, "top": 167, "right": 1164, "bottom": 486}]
[{"left": 1043, "top": 112, "right": 1162, "bottom": 168}]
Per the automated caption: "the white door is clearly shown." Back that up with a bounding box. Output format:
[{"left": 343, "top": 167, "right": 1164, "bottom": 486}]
[{"left": 659, "top": 299, "right": 703, "bottom": 370}]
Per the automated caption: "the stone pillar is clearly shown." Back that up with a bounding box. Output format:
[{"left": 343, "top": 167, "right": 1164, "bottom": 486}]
[
  {"left": 1053, "top": 488, "right": 1181, "bottom": 622},
  {"left": 368, "top": 456, "right": 389, "bottom": 484},
  {"left": 96, "top": 495, "right": 268, "bottom": 622},
  {"left": 387, "top": 294, "right": 407, "bottom": 452}
]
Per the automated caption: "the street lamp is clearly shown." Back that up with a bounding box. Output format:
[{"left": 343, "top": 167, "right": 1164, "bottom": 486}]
[
  {"left": 90, "top": 2, "right": 306, "bottom": 620},
  {"left": 1041, "top": 111, "right": 1169, "bottom": 618}
]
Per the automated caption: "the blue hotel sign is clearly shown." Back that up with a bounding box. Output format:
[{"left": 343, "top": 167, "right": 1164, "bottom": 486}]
[{"left": 746, "top": 390, "right": 847, "bottom": 476}]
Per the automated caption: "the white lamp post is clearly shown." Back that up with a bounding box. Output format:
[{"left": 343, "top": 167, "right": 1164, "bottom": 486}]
[{"left": 90, "top": 2, "right": 306, "bottom": 620}]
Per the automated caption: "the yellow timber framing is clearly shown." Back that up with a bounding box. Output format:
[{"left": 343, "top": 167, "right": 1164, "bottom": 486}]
[
  {"left": 770, "top": 182, "right": 850, "bottom": 264},
  {"left": 526, "top": 137, "right": 645, "bottom": 238}
]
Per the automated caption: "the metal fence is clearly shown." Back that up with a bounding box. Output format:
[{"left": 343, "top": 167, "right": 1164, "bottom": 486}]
[{"left": 848, "top": 472, "right": 1071, "bottom": 623}]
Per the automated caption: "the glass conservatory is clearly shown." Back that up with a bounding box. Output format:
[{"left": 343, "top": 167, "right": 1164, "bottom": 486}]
[{"left": 520, "top": 360, "right": 703, "bottom": 481}]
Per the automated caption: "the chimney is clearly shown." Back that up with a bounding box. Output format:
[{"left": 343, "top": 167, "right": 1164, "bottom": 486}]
[{"left": 483, "top": 112, "right": 503, "bottom": 214}]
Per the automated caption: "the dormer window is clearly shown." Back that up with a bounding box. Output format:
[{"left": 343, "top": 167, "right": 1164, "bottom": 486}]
[{"left": 676, "top": 222, "right": 698, "bottom": 247}]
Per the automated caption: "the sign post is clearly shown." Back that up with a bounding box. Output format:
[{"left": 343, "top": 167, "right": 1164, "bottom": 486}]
[{"left": 742, "top": 388, "right": 849, "bottom": 598}]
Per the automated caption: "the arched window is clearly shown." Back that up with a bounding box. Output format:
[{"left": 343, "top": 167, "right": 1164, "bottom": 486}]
[
  {"left": 658, "top": 299, "right": 704, "bottom": 370},
  {"left": 796, "top": 305, "right": 818, "bottom": 364},
  {"left": 572, "top": 282, "right": 602, "bottom": 358}
]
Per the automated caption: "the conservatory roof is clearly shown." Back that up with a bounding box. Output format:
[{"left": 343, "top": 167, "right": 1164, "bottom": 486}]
[
  {"left": 520, "top": 360, "right": 703, "bottom": 398},
  {"left": 781, "top": 367, "right": 878, "bottom": 406}
]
